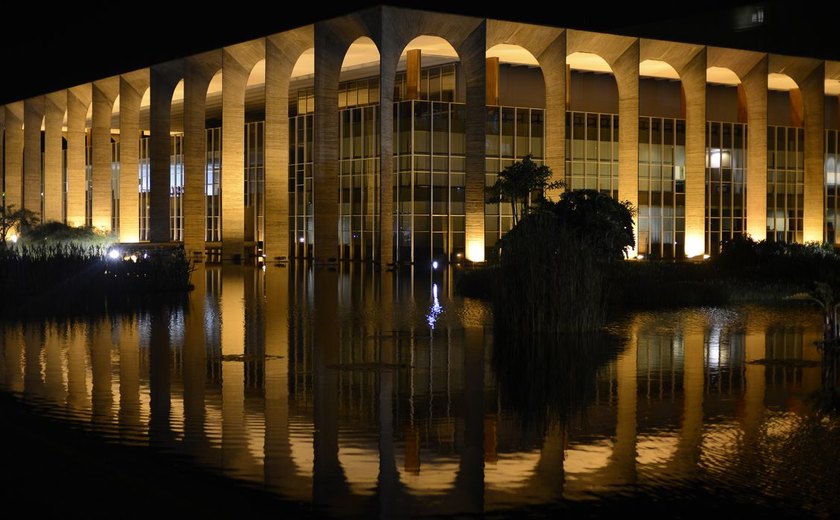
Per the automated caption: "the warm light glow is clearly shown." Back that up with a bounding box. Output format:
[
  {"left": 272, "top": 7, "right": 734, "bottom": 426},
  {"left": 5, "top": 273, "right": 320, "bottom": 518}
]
[
  {"left": 466, "top": 240, "right": 484, "bottom": 262},
  {"left": 566, "top": 52, "right": 612, "bottom": 74},
  {"left": 486, "top": 44, "right": 539, "bottom": 66},
  {"left": 9, "top": 233, "right": 17, "bottom": 244},
  {"left": 768, "top": 73, "right": 798, "bottom": 91},
  {"left": 639, "top": 59, "right": 679, "bottom": 80},
  {"left": 707, "top": 67, "right": 741, "bottom": 86},
  {"left": 826, "top": 79, "right": 840, "bottom": 96},
  {"left": 684, "top": 235, "right": 705, "bottom": 258}
]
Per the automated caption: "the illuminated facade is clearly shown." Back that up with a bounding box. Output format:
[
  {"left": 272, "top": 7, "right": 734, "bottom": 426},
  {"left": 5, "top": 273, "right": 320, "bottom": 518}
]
[{"left": 2, "top": 6, "right": 840, "bottom": 262}]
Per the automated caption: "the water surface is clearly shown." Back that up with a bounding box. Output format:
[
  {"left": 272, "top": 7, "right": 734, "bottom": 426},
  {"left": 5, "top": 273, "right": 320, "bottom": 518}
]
[{"left": 1, "top": 264, "right": 838, "bottom": 516}]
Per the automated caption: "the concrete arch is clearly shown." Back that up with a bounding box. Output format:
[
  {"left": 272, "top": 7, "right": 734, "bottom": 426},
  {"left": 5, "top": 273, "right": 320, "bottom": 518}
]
[
  {"left": 708, "top": 47, "right": 768, "bottom": 240},
  {"left": 119, "top": 69, "right": 149, "bottom": 242},
  {"left": 220, "top": 38, "right": 265, "bottom": 260},
  {"left": 148, "top": 60, "right": 183, "bottom": 243},
  {"left": 567, "top": 30, "right": 640, "bottom": 254},
  {"left": 44, "top": 91, "right": 66, "bottom": 223},
  {"left": 769, "top": 54, "right": 824, "bottom": 243},
  {"left": 641, "top": 39, "right": 706, "bottom": 258},
  {"left": 486, "top": 20, "right": 566, "bottom": 190},
  {"left": 265, "top": 25, "right": 313, "bottom": 262},
  {"left": 182, "top": 50, "right": 222, "bottom": 256}
]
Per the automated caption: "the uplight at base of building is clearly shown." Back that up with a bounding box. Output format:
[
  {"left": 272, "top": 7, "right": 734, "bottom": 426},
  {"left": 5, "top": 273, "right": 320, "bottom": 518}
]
[
  {"left": 684, "top": 235, "right": 705, "bottom": 259},
  {"left": 466, "top": 241, "right": 484, "bottom": 263}
]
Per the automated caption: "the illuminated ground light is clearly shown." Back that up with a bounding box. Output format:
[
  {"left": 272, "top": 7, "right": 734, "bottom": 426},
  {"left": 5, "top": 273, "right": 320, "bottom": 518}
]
[{"left": 108, "top": 249, "right": 121, "bottom": 260}]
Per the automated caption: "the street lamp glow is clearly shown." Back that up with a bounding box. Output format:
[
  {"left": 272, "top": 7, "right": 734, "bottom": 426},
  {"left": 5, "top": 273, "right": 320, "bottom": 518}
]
[
  {"left": 432, "top": 260, "right": 439, "bottom": 269},
  {"left": 108, "top": 249, "right": 121, "bottom": 260}
]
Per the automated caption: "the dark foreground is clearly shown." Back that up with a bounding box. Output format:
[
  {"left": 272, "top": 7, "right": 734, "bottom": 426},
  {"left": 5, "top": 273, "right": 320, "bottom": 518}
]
[
  {"left": 0, "top": 391, "right": 811, "bottom": 519},
  {"left": 0, "top": 392, "right": 313, "bottom": 518}
]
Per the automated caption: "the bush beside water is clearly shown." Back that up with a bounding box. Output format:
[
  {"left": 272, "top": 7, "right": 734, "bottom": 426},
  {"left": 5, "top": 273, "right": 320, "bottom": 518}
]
[{"left": 0, "top": 223, "right": 192, "bottom": 316}]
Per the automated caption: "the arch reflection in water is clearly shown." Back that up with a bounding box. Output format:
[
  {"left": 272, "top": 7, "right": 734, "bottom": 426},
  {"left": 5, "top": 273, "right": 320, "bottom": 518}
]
[{"left": 2, "top": 268, "right": 840, "bottom": 516}]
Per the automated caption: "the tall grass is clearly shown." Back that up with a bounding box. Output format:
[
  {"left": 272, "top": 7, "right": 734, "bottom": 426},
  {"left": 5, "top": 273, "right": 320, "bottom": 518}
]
[{"left": 493, "top": 211, "right": 608, "bottom": 335}]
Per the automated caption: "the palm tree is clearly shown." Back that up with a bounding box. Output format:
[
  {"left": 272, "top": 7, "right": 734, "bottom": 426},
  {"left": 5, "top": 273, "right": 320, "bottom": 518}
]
[{"left": 485, "top": 155, "right": 562, "bottom": 225}]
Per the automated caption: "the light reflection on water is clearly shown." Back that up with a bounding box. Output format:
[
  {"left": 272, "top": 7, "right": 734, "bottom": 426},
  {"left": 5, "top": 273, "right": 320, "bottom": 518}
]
[{"left": 1, "top": 264, "right": 839, "bottom": 516}]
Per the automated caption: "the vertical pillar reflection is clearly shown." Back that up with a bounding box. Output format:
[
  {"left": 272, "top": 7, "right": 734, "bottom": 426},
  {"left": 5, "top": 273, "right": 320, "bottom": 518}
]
[
  {"left": 312, "top": 267, "right": 347, "bottom": 504},
  {"left": 90, "top": 319, "right": 114, "bottom": 426},
  {"left": 23, "top": 323, "right": 44, "bottom": 399},
  {"left": 43, "top": 323, "right": 65, "bottom": 406},
  {"left": 66, "top": 322, "right": 88, "bottom": 412},
  {"left": 221, "top": 266, "right": 249, "bottom": 473},
  {"left": 675, "top": 332, "right": 705, "bottom": 474},
  {"left": 378, "top": 271, "right": 398, "bottom": 516},
  {"left": 455, "top": 325, "right": 485, "bottom": 514},
  {"left": 743, "top": 328, "right": 766, "bottom": 437},
  {"left": 149, "top": 308, "right": 172, "bottom": 445},
  {"left": 183, "top": 265, "right": 208, "bottom": 454},
  {"left": 119, "top": 316, "right": 142, "bottom": 441},
  {"left": 610, "top": 336, "right": 637, "bottom": 484}
]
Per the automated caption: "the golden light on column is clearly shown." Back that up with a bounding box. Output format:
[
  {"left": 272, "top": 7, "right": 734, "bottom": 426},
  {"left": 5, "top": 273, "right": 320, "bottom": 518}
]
[
  {"left": 683, "top": 232, "right": 706, "bottom": 258},
  {"left": 466, "top": 238, "right": 484, "bottom": 263}
]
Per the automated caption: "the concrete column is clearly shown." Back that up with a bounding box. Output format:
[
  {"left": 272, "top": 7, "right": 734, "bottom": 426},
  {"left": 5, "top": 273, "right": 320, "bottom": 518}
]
[
  {"left": 461, "top": 22, "right": 487, "bottom": 263},
  {"left": 119, "top": 74, "right": 147, "bottom": 243},
  {"left": 613, "top": 43, "right": 640, "bottom": 254},
  {"left": 183, "top": 55, "right": 219, "bottom": 257},
  {"left": 681, "top": 49, "right": 707, "bottom": 257},
  {"left": 44, "top": 92, "right": 66, "bottom": 223},
  {"left": 406, "top": 49, "right": 422, "bottom": 100},
  {"left": 4, "top": 102, "right": 23, "bottom": 212},
  {"left": 23, "top": 97, "right": 44, "bottom": 216},
  {"left": 802, "top": 63, "right": 825, "bottom": 243},
  {"left": 149, "top": 64, "right": 181, "bottom": 243},
  {"left": 265, "top": 29, "right": 312, "bottom": 263},
  {"left": 539, "top": 36, "right": 567, "bottom": 196},
  {"left": 221, "top": 42, "right": 264, "bottom": 261},
  {"left": 379, "top": 21, "right": 398, "bottom": 265},
  {"left": 744, "top": 57, "right": 768, "bottom": 241},
  {"left": 66, "top": 87, "right": 90, "bottom": 227},
  {"left": 313, "top": 23, "right": 343, "bottom": 263},
  {"left": 221, "top": 54, "right": 247, "bottom": 260},
  {"left": 91, "top": 79, "right": 118, "bottom": 232}
]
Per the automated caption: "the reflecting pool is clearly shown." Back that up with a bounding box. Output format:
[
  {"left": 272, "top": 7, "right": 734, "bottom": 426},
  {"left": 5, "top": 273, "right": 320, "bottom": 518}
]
[{"left": 2, "top": 264, "right": 839, "bottom": 516}]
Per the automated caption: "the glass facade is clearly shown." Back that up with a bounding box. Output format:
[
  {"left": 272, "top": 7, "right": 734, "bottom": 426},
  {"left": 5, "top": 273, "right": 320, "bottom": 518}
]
[
  {"left": 340, "top": 105, "right": 379, "bottom": 260},
  {"left": 288, "top": 113, "right": 313, "bottom": 257},
  {"left": 638, "top": 117, "right": 686, "bottom": 259},
  {"left": 170, "top": 134, "right": 184, "bottom": 242},
  {"left": 85, "top": 132, "right": 92, "bottom": 228},
  {"left": 485, "top": 106, "right": 545, "bottom": 252},
  {"left": 705, "top": 121, "right": 747, "bottom": 254},
  {"left": 766, "top": 125, "right": 804, "bottom": 243},
  {"left": 564, "top": 111, "right": 619, "bottom": 197},
  {"left": 206, "top": 127, "right": 222, "bottom": 242},
  {"left": 139, "top": 135, "right": 150, "bottom": 241},
  {"left": 245, "top": 121, "right": 265, "bottom": 246},
  {"left": 395, "top": 100, "right": 465, "bottom": 263},
  {"left": 111, "top": 140, "right": 119, "bottom": 233},
  {"left": 826, "top": 129, "right": 840, "bottom": 245}
]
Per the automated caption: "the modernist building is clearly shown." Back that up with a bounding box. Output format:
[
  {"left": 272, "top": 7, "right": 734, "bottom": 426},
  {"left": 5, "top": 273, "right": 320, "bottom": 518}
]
[{"left": 2, "top": 6, "right": 840, "bottom": 263}]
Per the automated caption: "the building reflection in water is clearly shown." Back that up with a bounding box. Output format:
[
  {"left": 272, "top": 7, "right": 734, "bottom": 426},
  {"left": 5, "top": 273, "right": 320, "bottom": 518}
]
[{"left": 0, "top": 264, "right": 836, "bottom": 516}]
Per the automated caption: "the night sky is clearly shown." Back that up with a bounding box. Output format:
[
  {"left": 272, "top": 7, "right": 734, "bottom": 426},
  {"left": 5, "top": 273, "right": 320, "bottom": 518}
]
[{"left": 0, "top": 0, "right": 838, "bottom": 105}]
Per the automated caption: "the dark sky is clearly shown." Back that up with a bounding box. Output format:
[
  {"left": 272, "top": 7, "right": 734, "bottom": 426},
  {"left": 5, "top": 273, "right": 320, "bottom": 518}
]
[{"left": 1, "top": 1, "right": 838, "bottom": 105}]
